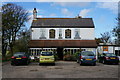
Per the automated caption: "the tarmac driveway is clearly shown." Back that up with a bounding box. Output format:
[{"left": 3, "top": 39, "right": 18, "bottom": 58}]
[{"left": 2, "top": 61, "right": 119, "bottom": 78}]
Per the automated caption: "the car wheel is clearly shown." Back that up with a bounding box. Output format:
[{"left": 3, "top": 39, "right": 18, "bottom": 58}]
[
  {"left": 11, "top": 63, "right": 14, "bottom": 66},
  {"left": 115, "top": 63, "right": 119, "bottom": 65},
  {"left": 52, "top": 63, "right": 55, "bottom": 66},
  {"left": 39, "top": 63, "right": 41, "bottom": 66},
  {"left": 92, "top": 63, "right": 96, "bottom": 66},
  {"left": 15, "top": 64, "right": 19, "bottom": 66}
]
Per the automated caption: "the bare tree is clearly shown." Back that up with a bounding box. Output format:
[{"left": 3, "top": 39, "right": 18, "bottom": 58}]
[
  {"left": 112, "top": 18, "right": 120, "bottom": 45},
  {"left": 100, "top": 32, "right": 111, "bottom": 43}
]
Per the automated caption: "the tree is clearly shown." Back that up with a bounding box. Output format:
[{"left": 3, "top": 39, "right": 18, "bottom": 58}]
[
  {"left": 95, "top": 38, "right": 104, "bottom": 44},
  {"left": 2, "top": 3, "right": 29, "bottom": 57},
  {"left": 13, "top": 29, "right": 30, "bottom": 53},
  {"left": 100, "top": 32, "right": 111, "bottom": 43},
  {"left": 112, "top": 18, "right": 120, "bottom": 45}
]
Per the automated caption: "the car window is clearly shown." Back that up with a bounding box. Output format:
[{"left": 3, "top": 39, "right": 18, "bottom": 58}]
[
  {"left": 14, "top": 52, "right": 25, "bottom": 57},
  {"left": 41, "top": 52, "right": 53, "bottom": 56},
  {"left": 106, "top": 53, "right": 116, "bottom": 56},
  {"left": 81, "top": 51, "right": 94, "bottom": 56}
]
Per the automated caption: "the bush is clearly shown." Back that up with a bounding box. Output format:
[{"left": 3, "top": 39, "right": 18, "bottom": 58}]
[
  {"left": 54, "top": 54, "right": 59, "bottom": 61},
  {"left": 63, "top": 55, "right": 76, "bottom": 61},
  {"left": 63, "top": 54, "right": 71, "bottom": 61},
  {"left": 73, "top": 52, "right": 80, "bottom": 59},
  {"left": 63, "top": 50, "right": 83, "bottom": 61}
]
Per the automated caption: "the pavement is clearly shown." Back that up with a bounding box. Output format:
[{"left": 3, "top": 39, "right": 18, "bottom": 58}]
[{"left": 2, "top": 61, "right": 119, "bottom": 78}]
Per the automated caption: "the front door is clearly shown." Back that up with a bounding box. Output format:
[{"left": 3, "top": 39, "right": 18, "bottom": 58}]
[{"left": 57, "top": 48, "right": 63, "bottom": 60}]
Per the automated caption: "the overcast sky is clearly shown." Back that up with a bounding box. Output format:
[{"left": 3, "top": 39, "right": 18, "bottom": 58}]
[{"left": 1, "top": 2, "right": 119, "bottom": 38}]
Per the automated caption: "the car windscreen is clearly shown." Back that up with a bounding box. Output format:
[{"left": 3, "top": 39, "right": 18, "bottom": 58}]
[
  {"left": 106, "top": 53, "right": 116, "bottom": 56},
  {"left": 13, "top": 52, "right": 25, "bottom": 57},
  {"left": 41, "top": 52, "right": 53, "bottom": 56},
  {"left": 81, "top": 51, "right": 94, "bottom": 56}
]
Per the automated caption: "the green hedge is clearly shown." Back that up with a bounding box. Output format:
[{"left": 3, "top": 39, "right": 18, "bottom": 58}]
[{"left": 63, "top": 51, "right": 80, "bottom": 61}]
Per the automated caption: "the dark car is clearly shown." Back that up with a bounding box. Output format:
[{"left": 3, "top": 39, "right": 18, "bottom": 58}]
[
  {"left": 77, "top": 51, "right": 96, "bottom": 66},
  {"left": 11, "top": 52, "right": 30, "bottom": 65},
  {"left": 98, "top": 53, "right": 119, "bottom": 65}
]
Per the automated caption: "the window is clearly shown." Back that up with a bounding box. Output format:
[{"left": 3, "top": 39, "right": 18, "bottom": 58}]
[
  {"left": 41, "top": 52, "right": 53, "bottom": 56},
  {"left": 74, "top": 29, "right": 80, "bottom": 39},
  {"left": 49, "top": 29, "right": 55, "bottom": 38},
  {"left": 65, "top": 29, "right": 71, "bottom": 38},
  {"left": 40, "top": 29, "right": 46, "bottom": 39},
  {"left": 81, "top": 51, "right": 94, "bottom": 56}
]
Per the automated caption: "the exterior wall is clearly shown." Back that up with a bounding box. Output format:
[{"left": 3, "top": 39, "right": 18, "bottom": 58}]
[
  {"left": 80, "top": 28, "right": 95, "bottom": 40},
  {"left": 31, "top": 28, "right": 40, "bottom": 39},
  {"left": 97, "top": 46, "right": 115, "bottom": 54},
  {"left": 31, "top": 28, "right": 95, "bottom": 40},
  {"left": 115, "top": 47, "right": 120, "bottom": 50},
  {"left": 108, "top": 46, "right": 114, "bottom": 53}
]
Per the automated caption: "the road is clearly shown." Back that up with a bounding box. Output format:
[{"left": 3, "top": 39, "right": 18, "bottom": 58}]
[{"left": 2, "top": 61, "right": 119, "bottom": 78}]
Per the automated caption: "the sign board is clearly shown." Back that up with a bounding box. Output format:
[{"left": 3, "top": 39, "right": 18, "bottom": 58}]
[{"left": 103, "top": 46, "right": 108, "bottom": 51}]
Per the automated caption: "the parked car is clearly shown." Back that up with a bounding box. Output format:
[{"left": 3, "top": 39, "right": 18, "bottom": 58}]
[
  {"left": 39, "top": 51, "right": 55, "bottom": 65},
  {"left": 11, "top": 52, "right": 30, "bottom": 65},
  {"left": 98, "top": 53, "right": 119, "bottom": 64},
  {"left": 77, "top": 51, "right": 96, "bottom": 66}
]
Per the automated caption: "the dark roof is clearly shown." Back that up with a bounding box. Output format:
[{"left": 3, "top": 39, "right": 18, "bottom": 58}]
[
  {"left": 28, "top": 40, "right": 97, "bottom": 48},
  {"left": 31, "top": 18, "right": 95, "bottom": 28}
]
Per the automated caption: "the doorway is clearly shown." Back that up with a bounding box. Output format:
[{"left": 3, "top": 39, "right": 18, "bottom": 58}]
[{"left": 57, "top": 48, "right": 63, "bottom": 60}]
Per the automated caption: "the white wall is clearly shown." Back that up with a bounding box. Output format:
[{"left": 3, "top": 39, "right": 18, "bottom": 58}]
[
  {"left": 31, "top": 28, "right": 95, "bottom": 40},
  {"left": 31, "top": 28, "right": 40, "bottom": 39},
  {"left": 97, "top": 46, "right": 114, "bottom": 54},
  {"left": 108, "top": 46, "right": 114, "bottom": 53},
  {"left": 115, "top": 47, "right": 120, "bottom": 50},
  {"left": 80, "top": 28, "right": 95, "bottom": 40}
]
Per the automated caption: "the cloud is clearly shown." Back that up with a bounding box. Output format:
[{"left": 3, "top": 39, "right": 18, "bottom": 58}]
[
  {"left": 51, "top": 2, "right": 90, "bottom": 7},
  {"left": 61, "top": 8, "right": 72, "bottom": 16},
  {"left": 97, "top": 2, "right": 118, "bottom": 14},
  {"left": 79, "top": 9, "right": 90, "bottom": 17}
]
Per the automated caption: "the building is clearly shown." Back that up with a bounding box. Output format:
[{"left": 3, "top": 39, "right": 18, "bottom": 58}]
[
  {"left": 28, "top": 8, "right": 97, "bottom": 60},
  {"left": 98, "top": 43, "right": 120, "bottom": 56}
]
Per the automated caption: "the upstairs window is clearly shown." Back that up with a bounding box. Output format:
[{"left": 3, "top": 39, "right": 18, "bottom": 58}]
[
  {"left": 65, "top": 29, "right": 71, "bottom": 38},
  {"left": 49, "top": 29, "right": 55, "bottom": 38}
]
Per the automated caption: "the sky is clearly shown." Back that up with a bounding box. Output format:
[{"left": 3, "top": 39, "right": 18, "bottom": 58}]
[{"left": 1, "top": 2, "right": 119, "bottom": 38}]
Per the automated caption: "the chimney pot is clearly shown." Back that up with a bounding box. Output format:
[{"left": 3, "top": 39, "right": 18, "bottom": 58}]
[{"left": 33, "top": 8, "right": 37, "bottom": 20}]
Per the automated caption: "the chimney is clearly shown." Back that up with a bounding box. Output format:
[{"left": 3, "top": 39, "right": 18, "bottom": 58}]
[
  {"left": 33, "top": 8, "right": 37, "bottom": 20},
  {"left": 75, "top": 14, "right": 82, "bottom": 18},
  {"left": 77, "top": 14, "right": 82, "bottom": 18}
]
